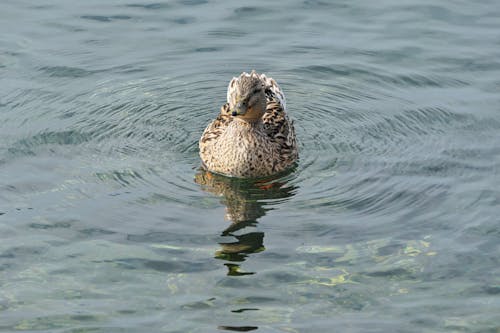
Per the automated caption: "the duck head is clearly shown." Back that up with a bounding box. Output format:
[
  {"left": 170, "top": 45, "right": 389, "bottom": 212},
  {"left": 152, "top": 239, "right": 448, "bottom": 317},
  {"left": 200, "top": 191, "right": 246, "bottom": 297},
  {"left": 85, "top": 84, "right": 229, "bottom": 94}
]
[{"left": 228, "top": 72, "right": 266, "bottom": 122}]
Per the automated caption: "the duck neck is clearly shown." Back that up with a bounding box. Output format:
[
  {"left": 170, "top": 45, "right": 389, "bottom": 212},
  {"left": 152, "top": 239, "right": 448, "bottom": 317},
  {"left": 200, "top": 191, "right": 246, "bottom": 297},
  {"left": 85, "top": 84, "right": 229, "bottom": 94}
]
[{"left": 233, "top": 117, "right": 263, "bottom": 129}]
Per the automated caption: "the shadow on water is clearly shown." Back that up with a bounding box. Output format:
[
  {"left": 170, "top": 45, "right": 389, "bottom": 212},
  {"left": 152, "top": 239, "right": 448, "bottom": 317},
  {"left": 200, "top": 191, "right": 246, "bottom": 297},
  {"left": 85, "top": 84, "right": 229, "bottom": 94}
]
[{"left": 195, "top": 169, "right": 297, "bottom": 331}]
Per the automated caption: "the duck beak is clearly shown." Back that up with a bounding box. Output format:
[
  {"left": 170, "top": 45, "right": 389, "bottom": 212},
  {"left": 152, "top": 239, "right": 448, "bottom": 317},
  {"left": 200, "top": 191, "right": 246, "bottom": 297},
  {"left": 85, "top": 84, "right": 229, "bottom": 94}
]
[{"left": 231, "top": 102, "right": 246, "bottom": 117}]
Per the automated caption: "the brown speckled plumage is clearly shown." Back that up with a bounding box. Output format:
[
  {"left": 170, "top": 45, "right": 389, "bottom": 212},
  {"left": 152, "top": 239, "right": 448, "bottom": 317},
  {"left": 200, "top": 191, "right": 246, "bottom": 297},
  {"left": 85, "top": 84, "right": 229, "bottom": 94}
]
[{"left": 199, "top": 71, "right": 298, "bottom": 178}]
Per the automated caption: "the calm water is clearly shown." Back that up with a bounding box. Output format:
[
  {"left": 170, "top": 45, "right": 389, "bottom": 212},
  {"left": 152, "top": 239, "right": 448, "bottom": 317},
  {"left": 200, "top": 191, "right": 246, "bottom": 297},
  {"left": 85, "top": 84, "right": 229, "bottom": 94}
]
[{"left": 1, "top": 0, "right": 500, "bottom": 332}]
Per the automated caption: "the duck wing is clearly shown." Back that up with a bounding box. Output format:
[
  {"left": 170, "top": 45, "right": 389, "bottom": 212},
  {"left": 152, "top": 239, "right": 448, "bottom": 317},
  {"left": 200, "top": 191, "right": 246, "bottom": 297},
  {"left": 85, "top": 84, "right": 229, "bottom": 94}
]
[
  {"left": 199, "top": 103, "right": 232, "bottom": 146},
  {"left": 260, "top": 75, "right": 298, "bottom": 162}
]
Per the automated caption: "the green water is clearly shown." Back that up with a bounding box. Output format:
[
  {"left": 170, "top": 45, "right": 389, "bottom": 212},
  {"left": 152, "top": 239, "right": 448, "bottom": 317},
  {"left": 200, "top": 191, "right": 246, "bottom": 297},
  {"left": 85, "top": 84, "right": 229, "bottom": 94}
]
[{"left": 1, "top": 0, "right": 500, "bottom": 332}]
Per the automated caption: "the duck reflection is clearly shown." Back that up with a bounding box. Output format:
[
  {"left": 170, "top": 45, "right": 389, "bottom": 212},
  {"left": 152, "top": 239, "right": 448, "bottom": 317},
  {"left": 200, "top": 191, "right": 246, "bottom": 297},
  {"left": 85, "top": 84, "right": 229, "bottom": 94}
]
[{"left": 195, "top": 169, "right": 297, "bottom": 276}]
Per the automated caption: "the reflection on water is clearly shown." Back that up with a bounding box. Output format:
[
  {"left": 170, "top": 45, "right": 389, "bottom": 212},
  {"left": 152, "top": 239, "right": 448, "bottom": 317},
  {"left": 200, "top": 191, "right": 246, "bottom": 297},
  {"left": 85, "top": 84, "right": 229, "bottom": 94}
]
[
  {"left": 195, "top": 169, "right": 297, "bottom": 330},
  {"left": 195, "top": 170, "right": 297, "bottom": 277}
]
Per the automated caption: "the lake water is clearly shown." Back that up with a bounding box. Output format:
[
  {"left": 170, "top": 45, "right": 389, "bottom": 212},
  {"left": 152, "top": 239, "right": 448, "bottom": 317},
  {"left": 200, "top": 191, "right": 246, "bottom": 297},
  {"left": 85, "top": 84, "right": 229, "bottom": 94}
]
[{"left": 1, "top": 0, "right": 500, "bottom": 332}]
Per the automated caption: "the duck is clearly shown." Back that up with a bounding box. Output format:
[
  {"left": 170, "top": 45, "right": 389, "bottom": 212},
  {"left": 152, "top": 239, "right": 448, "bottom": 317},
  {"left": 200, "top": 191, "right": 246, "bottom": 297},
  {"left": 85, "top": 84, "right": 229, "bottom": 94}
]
[{"left": 199, "top": 71, "right": 298, "bottom": 178}]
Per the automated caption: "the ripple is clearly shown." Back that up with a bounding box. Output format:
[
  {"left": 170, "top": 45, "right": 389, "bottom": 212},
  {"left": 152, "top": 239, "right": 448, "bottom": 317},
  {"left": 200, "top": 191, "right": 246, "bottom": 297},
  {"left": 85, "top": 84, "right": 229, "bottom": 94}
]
[
  {"left": 15, "top": 130, "right": 92, "bottom": 147},
  {"left": 171, "top": 16, "right": 197, "bottom": 25},
  {"left": 112, "top": 258, "right": 215, "bottom": 273},
  {"left": 94, "top": 169, "right": 151, "bottom": 188},
  {"left": 2, "top": 63, "right": 495, "bottom": 221},
  {"left": 207, "top": 30, "right": 248, "bottom": 38},
  {"left": 125, "top": 3, "right": 170, "bottom": 10},
  {"left": 1, "top": 74, "right": 222, "bottom": 207},
  {"left": 302, "top": 0, "right": 341, "bottom": 9},
  {"left": 294, "top": 64, "right": 469, "bottom": 88},
  {"left": 178, "top": 0, "right": 208, "bottom": 5},
  {"left": 70, "top": 77, "right": 209, "bottom": 156},
  {"left": 278, "top": 62, "right": 500, "bottom": 220},
  {"left": 80, "top": 15, "right": 133, "bottom": 22},
  {"left": 234, "top": 6, "right": 264, "bottom": 14}
]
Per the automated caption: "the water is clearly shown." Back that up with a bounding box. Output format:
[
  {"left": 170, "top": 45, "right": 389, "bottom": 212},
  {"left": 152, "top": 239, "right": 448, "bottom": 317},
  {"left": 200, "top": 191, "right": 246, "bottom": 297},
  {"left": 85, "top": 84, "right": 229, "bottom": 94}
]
[{"left": 1, "top": 0, "right": 500, "bottom": 332}]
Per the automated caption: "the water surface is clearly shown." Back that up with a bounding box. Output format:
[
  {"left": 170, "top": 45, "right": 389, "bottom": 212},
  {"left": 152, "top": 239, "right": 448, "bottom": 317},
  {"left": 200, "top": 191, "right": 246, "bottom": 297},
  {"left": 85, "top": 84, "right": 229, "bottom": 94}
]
[{"left": 1, "top": 0, "right": 500, "bottom": 332}]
